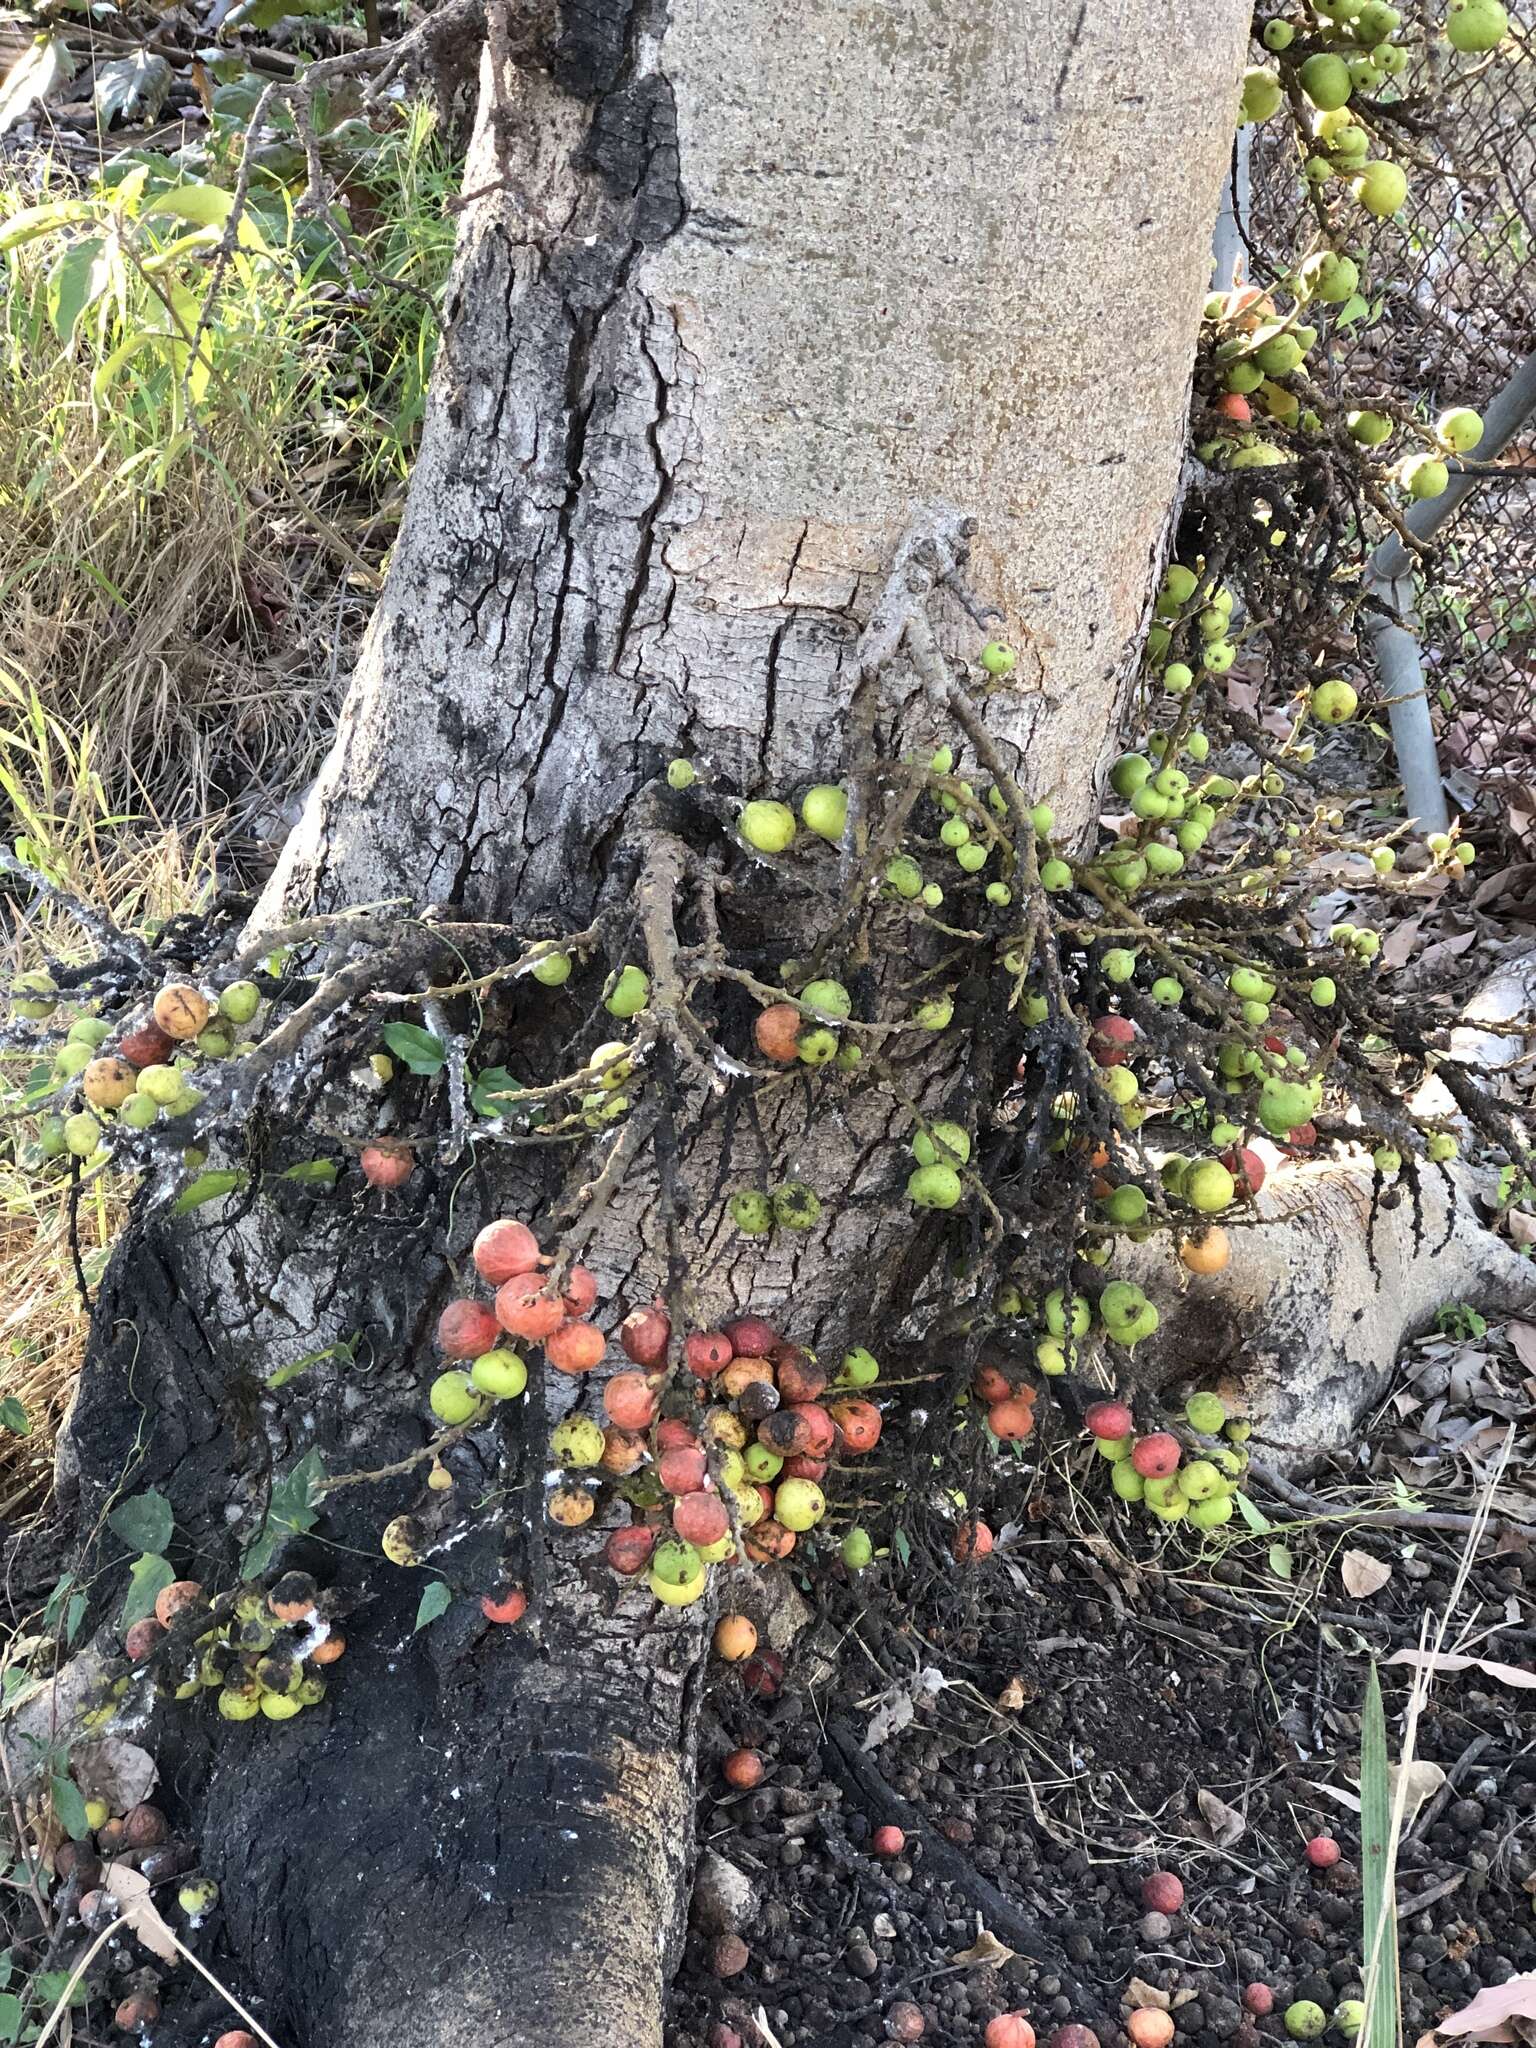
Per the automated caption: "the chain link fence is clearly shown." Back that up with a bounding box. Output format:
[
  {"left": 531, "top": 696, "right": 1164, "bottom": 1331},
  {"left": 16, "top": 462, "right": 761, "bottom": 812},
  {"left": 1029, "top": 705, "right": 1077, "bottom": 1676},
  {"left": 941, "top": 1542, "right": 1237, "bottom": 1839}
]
[{"left": 1246, "top": 13, "right": 1536, "bottom": 851}]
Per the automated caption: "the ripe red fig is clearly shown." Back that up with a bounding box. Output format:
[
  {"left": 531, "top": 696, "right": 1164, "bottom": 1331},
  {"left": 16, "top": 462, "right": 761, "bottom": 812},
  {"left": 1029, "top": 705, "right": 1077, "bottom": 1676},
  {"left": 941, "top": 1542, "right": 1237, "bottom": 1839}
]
[
  {"left": 605, "top": 1526, "right": 656, "bottom": 1576},
  {"left": 473, "top": 1218, "right": 542, "bottom": 1284},
  {"left": 788, "top": 1402, "right": 836, "bottom": 1457},
  {"left": 1084, "top": 1400, "right": 1134, "bottom": 1440},
  {"left": 122, "top": 1803, "right": 168, "bottom": 1850},
  {"left": 603, "top": 1372, "right": 659, "bottom": 1430},
  {"left": 989, "top": 1396, "right": 1035, "bottom": 1441},
  {"left": 723, "top": 1747, "right": 765, "bottom": 1788},
  {"left": 1140, "top": 1870, "right": 1184, "bottom": 1914},
  {"left": 1047, "top": 2029, "right": 1100, "bottom": 2048},
  {"left": 494, "top": 1274, "right": 565, "bottom": 1341},
  {"left": 974, "top": 1363, "right": 1014, "bottom": 1403},
  {"left": 1223, "top": 1145, "right": 1266, "bottom": 1197},
  {"left": 754, "top": 1003, "right": 803, "bottom": 1063},
  {"left": 1305, "top": 1834, "right": 1341, "bottom": 1868},
  {"left": 713, "top": 1933, "right": 750, "bottom": 1978},
  {"left": 954, "top": 1520, "right": 994, "bottom": 1562},
  {"left": 437, "top": 1299, "right": 502, "bottom": 1360},
  {"left": 361, "top": 1142, "right": 414, "bottom": 1189},
  {"left": 561, "top": 1263, "right": 598, "bottom": 1315},
  {"left": 1242, "top": 1987, "right": 1274, "bottom": 2017},
  {"left": 1090, "top": 1014, "right": 1136, "bottom": 1068},
  {"left": 119, "top": 1016, "right": 176, "bottom": 1068},
  {"left": 723, "top": 1315, "right": 779, "bottom": 1357},
  {"left": 658, "top": 1446, "right": 707, "bottom": 1495},
  {"left": 744, "top": 1519, "right": 795, "bottom": 1562},
  {"left": 546, "top": 1321, "right": 605, "bottom": 1374},
  {"left": 620, "top": 1303, "right": 670, "bottom": 1368},
  {"left": 124, "top": 1618, "right": 166, "bottom": 1662},
  {"left": 154, "top": 1578, "right": 205, "bottom": 1628},
  {"left": 1130, "top": 1434, "right": 1180, "bottom": 1479},
  {"left": 739, "top": 1648, "right": 784, "bottom": 1696},
  {"left": 872, "top": 1824, "right": 905, "bottom": 1856},
  {"left": 686, "top": 1331, "right": 734, "bottom": 1379},
  {"left": 480, "top": 1585, "right": 527, "bottom": 1624},
  {"left": 887, "top": 2003, "right": 926, "bottom": 2042},
  {"left": 672, "top": 1492, "right": 729, "bottom": 1547},
  {"left": 655, "top": 1417, "right": 700, "bottom": 1451},
  {"left": 835, "top": 1400, "right": 884, "bottom": 1449},
  {"left": 775, "top": 1346, "right": 829, "bottom": 1404},
  {"left": 1216, "top": 392, "right": 1252, "bottom": 422},
  {"left": 757, "top": 1409, "right": 814, "bottom": 1458},
  {"left": 783, "top": 1453, "right": 828, "bottom": 1482}
]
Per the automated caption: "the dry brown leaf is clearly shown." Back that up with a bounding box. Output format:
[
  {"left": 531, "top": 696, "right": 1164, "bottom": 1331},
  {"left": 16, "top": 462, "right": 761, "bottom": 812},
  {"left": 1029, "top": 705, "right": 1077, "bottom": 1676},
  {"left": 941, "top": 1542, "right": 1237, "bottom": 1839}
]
[
  {"left": 1127, "top": 1979, "right": 1172, "bottom": 2012},
  {"left": 997, "top": 1677, "right": 1027, "bottom": 1711},
  {"left": 70, "top": 1739, "right": 158, "bottom": 1812},
  {"left": 951, "top": 1923, "right": 1017, "bottom": 1968},
  {"left": 103, "top": 1863, "right": 179, "bottom": 1965},
  {"left": 1435, "top": 1971, "right": 1536, "bottom": 2037},
  {"left": 1508, "top": 1325, "right": 1536, "bottom": 1375},
  {"left": 1342, "top": 1549, "right": 1393, "bottom": 1598},
  {"left": 1197, "top": 1787, "right": 1246, "bottom": 1848},
  {"left": 1391, "top": 1760, "right": 1447, "bottom": 1832},
  {"left": 1388, "top": 1649, "right": 1536, "bottom": 1689}
]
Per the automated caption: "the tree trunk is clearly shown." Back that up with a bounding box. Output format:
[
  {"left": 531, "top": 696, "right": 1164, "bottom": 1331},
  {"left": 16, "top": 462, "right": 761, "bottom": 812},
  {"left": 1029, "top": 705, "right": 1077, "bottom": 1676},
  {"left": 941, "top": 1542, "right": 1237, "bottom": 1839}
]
[{"left": 59, "top": 6, "right": 1250, "bottom": 2046}]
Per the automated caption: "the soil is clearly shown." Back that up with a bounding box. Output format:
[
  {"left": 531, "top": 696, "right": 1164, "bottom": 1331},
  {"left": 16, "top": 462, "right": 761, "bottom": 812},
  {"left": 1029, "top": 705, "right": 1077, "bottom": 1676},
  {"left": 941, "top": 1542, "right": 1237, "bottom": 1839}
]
[{"left": 666, "top": 1323, "right": 1536, "bottom": 2048}]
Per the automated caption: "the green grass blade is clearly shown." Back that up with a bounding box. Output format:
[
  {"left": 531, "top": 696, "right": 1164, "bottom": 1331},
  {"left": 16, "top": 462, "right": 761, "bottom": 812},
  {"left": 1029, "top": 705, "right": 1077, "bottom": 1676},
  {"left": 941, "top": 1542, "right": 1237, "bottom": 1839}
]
[{"left": 1361, "top": 1661, "right": 1399, "bottom": 2048}]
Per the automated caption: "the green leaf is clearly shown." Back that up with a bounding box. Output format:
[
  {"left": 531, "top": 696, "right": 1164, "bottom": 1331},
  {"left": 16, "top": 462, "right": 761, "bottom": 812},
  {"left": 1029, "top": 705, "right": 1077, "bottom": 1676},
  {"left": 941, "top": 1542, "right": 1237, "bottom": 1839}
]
[
  {"left": 280, "top": 1159, "right": 339, "bottom": 1186},
  {"left": 63, "top": 1592, "right": 86, "bottom": 1646},
  {"left": 0, "top": 1950, "right": 12, "bottom": 1992},
  {"left": 266, "top": 1335, "right": 356, "bottom": 1390},
  {"left": 32, "top": 1971, "right": 87, "bottom": 2011},
  {"left": 382, "top": 1022, "right": 444, "bottom": 1076},
  {"left": 141, "top": 181, "right": 234, "bottom": 228},
  {"left": 121, "top": 1551, "right": 174, "bottom": 1628},
  {"left": 172, "top": 1169, "right": 247, "bottom": 1213},
  {"left": 108, "top": 1488, "right": 173, "bottom": 1555},
  {"left": 49, "top": 1773, "right": 90, "bottom": 1841},
  {"left": 892, "top": 1527, "right": 912, "bottom": 1568},
  {"left": 0, "top": 1992, "right": 20, "bottom": 2045},
  {"left": 1267, "top": 1542, "right": 1294, "bottom": 1581},
  {"left": 0, "top": 1399, "right": 28, "bottom": 1437},
  {"left": 470, "top": 1066, "right": 524, "bottom": 1117},
  {"left": 41, "top": 1572, "right": 76, "bottom": 1634},
  {"left": 414, "top": 1581, "right": 451, "bottom": 1631},
  {"left": 49, "top": 236, "right": 109, "bottom": 342},
  {"left": 1335, "top": 292, "right": 1369, "bottom": 327},
  {"left": 241, "top": 1447, "right": 326, "bottom": 1576},
  {"left": 93, "top": 51, "right": 171, "bottom": 128},
  {"left": 0, "top": 198, "right": 93, "bottom": 253},
  {"left": 1233, "top": 1489, "right": 1271, "bottom": 1534},
  {"left": 0, "top": 36, "right": 77, "bottom": 137}
]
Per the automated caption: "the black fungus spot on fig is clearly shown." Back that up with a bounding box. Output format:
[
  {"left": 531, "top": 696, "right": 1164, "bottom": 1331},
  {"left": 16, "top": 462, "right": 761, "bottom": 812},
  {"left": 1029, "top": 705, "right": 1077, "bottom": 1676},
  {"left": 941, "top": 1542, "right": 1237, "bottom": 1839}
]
[
  {"left": 737, "top": 1380, "right": 781, "bottom": 1423},
  {"left": 267, "top": 1570, "right": 319, "bottom": 1622}
]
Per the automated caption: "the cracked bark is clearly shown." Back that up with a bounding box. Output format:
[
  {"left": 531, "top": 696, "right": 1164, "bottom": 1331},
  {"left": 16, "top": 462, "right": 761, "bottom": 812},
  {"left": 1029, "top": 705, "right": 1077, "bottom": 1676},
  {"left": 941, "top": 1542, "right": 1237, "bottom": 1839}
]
[{"left": 55, "top": 5, "right": 1253, "bottom": 2046}]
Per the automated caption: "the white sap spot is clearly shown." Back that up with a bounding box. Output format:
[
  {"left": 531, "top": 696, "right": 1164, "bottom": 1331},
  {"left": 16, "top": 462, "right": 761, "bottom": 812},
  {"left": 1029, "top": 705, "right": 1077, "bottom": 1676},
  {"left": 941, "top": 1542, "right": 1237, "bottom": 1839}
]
[
  {"left": 560, "top": 1829, "right": 579, "bottom": 1842},
  {"left": 435, "top": 779, "right": 456, "bottom": 809}
]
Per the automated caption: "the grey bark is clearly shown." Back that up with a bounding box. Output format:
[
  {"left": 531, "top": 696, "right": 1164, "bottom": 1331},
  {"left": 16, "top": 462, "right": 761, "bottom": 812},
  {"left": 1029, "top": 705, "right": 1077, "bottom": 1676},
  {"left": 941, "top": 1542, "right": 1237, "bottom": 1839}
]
[{"left": 60, "top": 6, "right": 1253, "bottom": 2048}]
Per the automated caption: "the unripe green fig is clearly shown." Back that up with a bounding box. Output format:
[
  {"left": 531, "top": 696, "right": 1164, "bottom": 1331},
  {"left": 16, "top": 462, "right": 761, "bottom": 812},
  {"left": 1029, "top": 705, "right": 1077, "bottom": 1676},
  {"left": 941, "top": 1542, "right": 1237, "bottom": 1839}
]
[
  {"left": 1143, "top": 843, "right": 1184, "bottom": 878},
  {"left": 1285, "top": 2004, "right": 1328, "bottom": 2041},
  {"left": 666, "top": 757, "right": 697, "bottom": 790},
  {"left": 1348, "top": 409, "right": 1393, "bottom": 446},
  {"left": 1185, "top": 1392, "right": 1227, "bottom": 1433},
  {"left": 67, "top": 1015, "right": 110, "bottom": 1047},
  {"left": 525, "top": 948, "right": 572, "bottom": 990},
  {"left": 730, "top": 1188, "right": 773, "bottom": 1234},
  {"left": 1041, "top": 859, "right": 1072, "bottom": 892},
  {"left": 120, "top": 1093, "right": 159, "bottom": 1130},
  {"left": 1300, "top": 52, "right": 1353, "bottom": 108},
  {"left": 430, "top": 1371, "right": 483, "bottom": 1425},
  {"left": 1262, "top": 17, "right": 1295, "bottom": 47},
  {"left": 1258, "top": 1075, "right": 1320, "bottom": 1134},
  {"left": 1186, "top": 1159, "right": 1236, "bottom": 1212},
  {"left": 908, "top": 1163, "right": 963, "bottom": 1209},
  {"left": 841, "top": 1347, "right": 880, "bottom": 1386},
  {"left": 1426, "top": 1132, "right": 1459, "bottom": 1163},
  {"left": 801, "top": 784, "right": 848, "bottom": 841},
  {"left": 1402, "top": 453, "right": 1448, "bottom": 501},
  {"left": 939, "top": 816, "right": 970, "bottom": 850},
  {"left": 1188, "top": 1493, "right": 1235, "bottom": 1529},
  {"left": 1102, "top": 948, "right": 1137, "bottom": 984},
  {"left": 1151, "top": 976, "right": 1184, "bottom": 1005},
  {"left": 913, "top": 995, "right": 954, "bottom": 1031},
  {"left": 472, "top": 1349, "right": 528, "bottom": 1399},
  {"left": 913, "top": 1121, "right": 971, "bottom": 1168},
  {"left": 1156, "top": 564, "right": 1198, "bottom": 616},
  {"left": 11, "top": 970, "right": 57, "bottom": 1019},
  {"left": 1225, "top": 359, "right": 1264, "bottom": 394},
  {"left": 979, "top": 640, "right": 1016, "bottom": 676},
  {"left": 739, "top": 800, "right": 796, "bottom": 854},
  {"left": 604, "top": 964, "right": 649, "bottom": 1017},
  {"left": 54, "top": 1042, "right": 93, "bottom": 1079},
  {"left": 1436, "top": 405, "right": 1483, "bottom": 453},
  {"left": 921, "top": 883, "right": 944, "bottom": 908},
  {"left": 1444, "top": 0, "right": 1506, "bottom": 51},
  {"left": 772, "top": 1180, "right": 821, "bottom": 1229},
  {"left": 1312, "top": 679, "right": 1359, "bottom": 723},
  {"left": 1310, "top": 977, "right": 1337, "bottom": 1008},
  {"left": 841, "top": 1526, "right": 874, "bottom": 1569},
  {"left": 64, "top": 1110, "right": 101, "bottom": 1157},
  {"left": 985, "top": 881, "right": 1011, "bottom": 906},
  {"left": 1352, "top": 160, "right": 1408, "bottom": 217},
  {"left": 1300, "top": 251, "right": 1359, "bottom": 304},
  {"left": 1180, "top": 1459, "right": 1224, "bottom": 1501},
  {"left": 1239, "top": 65, "right": 1284, "bottom": 122},
  {"left": 219, "top": 980, "right": 261, "bottom": 1025},
  {"left": 1111, "top": 1460, "right": 1146, "bottom": 1502},
  {"left": 1255, "top": 330, "right": 1304, "bottom": 376},
  {"left": 1163, "top": 662, "right": 1193, "bottom": 696},
  {"left": 797, "top": 1026, "right": 839, "bottom": 1065}
]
